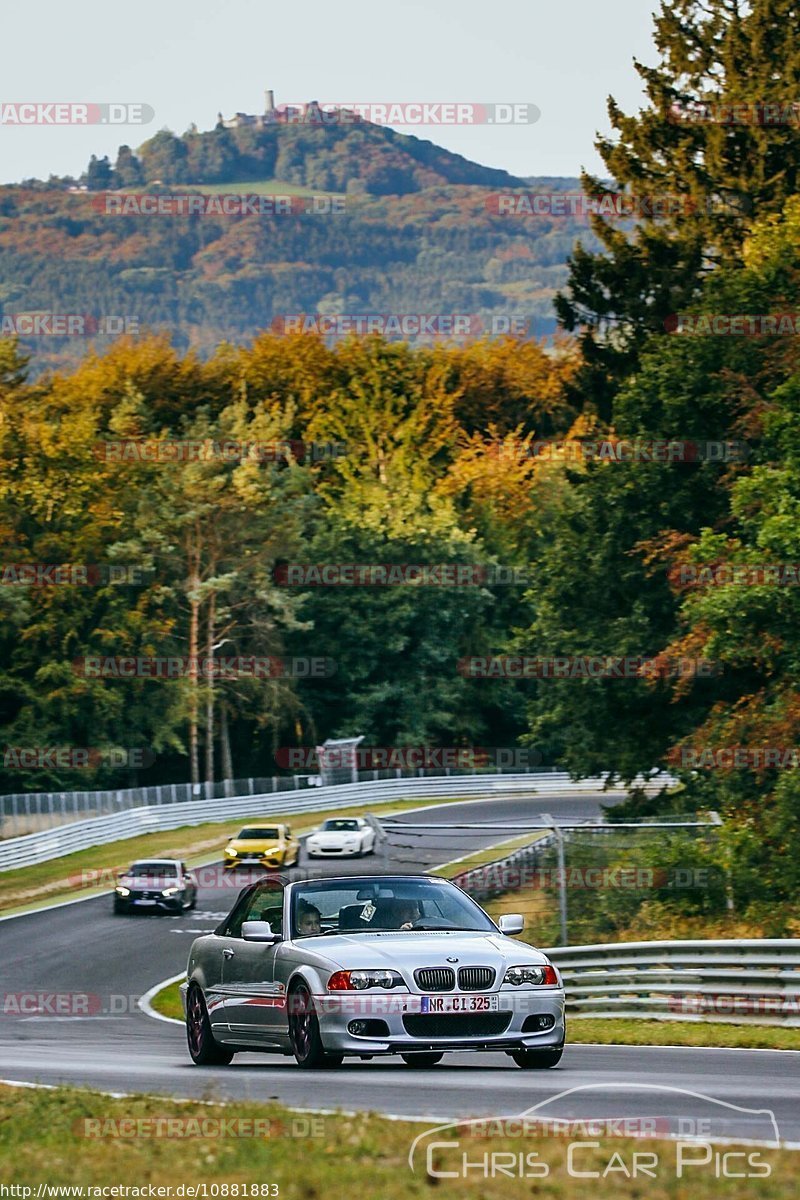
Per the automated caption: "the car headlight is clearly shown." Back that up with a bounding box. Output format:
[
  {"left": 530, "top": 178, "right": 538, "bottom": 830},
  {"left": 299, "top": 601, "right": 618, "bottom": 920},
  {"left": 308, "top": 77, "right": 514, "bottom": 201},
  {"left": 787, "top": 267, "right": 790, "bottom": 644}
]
[
  {"left": 224, "top": 847, "right": 238, "bottom": 857},
  {"left": 115, "top": 886, "right": 130, "bottom": 896},
  {"left": 161, "top": 887, "right": 180, "bottom": 896},
  {"left": 327, "top": 970, "right": 404, "bottom": 991},
  {"left": 503, "top": 964, "right": 559, "bottom": 986}
]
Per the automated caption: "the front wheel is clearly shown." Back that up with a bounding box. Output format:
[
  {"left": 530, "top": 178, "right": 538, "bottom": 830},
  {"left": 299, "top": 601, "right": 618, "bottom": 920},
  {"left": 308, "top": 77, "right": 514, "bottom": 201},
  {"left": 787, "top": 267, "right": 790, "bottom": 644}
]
[
  {"left": 511, "top": 1045, "right": 563, "bottom": 1069},
  {"left": 186, "top": 985, "right": 234, "bottom": 1065},
  {"left": 288, "top": 983, "right": 343, "bottom": 1069},
  {"left": 113, "top": 898, "right": 128, "bottom": 915},
  {"left": 401, "top": 1052, "right": 443, "bottom": 1067}
]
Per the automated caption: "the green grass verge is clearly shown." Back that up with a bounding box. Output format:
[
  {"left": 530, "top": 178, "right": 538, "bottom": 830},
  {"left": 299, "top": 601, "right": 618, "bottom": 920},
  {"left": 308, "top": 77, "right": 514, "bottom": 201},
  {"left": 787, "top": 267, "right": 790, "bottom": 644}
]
[
  {"left": 151, "top": 980, "right": 183, "bottom": 1021},
  {"left": 1, "top": 1084, "right": 797, "bottom": 1195},
  {"left": 568, "top": 1018, "right": 800, "bottom": 1051},
  {"left": 434, "top": 830, "right": 549, "bottom": 878},
  {"left": 0, "top": 795, "right": 445, "bottom": 917}
]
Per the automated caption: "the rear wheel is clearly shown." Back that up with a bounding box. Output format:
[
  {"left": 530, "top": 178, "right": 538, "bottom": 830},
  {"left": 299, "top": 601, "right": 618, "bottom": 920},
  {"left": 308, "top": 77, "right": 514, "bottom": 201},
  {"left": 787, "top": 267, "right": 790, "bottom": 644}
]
[
  {"left": 288, "top": 983, "right": 343, "bottom": 1069},
  {"left": 400, "top": 1052, "right": 443, "bottom": 1067},
  {"left": 186, "top": 985, "right": 234, "bottom": 1066},
  {"left": 511, "top": 1045, "right": 563, "bottom": 1069}
]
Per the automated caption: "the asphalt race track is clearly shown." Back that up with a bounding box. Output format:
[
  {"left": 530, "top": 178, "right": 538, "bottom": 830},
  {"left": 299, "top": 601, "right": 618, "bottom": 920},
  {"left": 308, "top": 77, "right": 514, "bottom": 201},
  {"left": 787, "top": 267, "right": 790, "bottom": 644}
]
[{"left": 1, "top": 792, "right": 798, "bottom": 1144}]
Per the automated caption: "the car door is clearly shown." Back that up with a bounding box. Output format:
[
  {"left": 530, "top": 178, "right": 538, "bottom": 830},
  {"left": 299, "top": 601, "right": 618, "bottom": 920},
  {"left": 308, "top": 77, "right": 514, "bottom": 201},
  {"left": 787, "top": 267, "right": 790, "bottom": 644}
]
[{"left": 219, "top": 880, "right": 286, "bottom": 1044}]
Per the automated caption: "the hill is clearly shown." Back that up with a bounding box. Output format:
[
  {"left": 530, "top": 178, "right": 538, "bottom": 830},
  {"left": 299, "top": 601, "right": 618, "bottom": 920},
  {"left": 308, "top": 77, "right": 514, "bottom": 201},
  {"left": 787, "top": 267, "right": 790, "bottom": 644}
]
[{"left": 0, "top": 116, "right": 596, "bottom": 375}]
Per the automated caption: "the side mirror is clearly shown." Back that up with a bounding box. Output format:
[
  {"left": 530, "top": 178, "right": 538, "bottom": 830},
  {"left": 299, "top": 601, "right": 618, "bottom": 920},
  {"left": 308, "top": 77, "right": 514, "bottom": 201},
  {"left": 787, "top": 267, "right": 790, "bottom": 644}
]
[
  {"left": 241, "top": 920, "right": 282, "bottom": 943},
  {"left": 498, "top": 914, "right": 524, "bottom": 934}
]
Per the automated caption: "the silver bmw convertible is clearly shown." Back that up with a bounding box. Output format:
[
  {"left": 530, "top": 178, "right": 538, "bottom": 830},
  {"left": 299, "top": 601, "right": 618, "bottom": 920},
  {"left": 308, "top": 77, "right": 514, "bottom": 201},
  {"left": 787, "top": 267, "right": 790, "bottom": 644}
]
[{"left": 181, "top": 874, "right": 565, "bottom": 1069}]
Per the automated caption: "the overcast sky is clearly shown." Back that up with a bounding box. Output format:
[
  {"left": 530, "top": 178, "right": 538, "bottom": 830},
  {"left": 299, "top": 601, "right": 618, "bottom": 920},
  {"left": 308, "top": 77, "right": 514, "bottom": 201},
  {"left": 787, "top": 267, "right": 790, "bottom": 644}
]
[{"left": 0, "top": 0, "right": 659, "bottom": 184}]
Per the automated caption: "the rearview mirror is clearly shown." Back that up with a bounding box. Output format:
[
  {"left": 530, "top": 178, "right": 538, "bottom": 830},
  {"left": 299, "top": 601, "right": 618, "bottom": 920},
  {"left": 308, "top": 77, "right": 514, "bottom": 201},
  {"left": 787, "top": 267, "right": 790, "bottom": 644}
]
[
  {"left": 498, "top": 914, "right": 524, "bottom": 934},
  {"left": 241, "top": 920, "right": 282, "bottom": 943}
]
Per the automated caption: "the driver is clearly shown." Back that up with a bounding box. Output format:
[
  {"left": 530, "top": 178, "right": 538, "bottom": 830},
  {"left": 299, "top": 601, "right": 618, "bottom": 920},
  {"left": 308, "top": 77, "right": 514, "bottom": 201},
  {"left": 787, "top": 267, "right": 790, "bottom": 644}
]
[
  {"left": 296, "top": 901, "right": 322, "bottom": 936},
  {"left": 394, "top": 899, "right": 422, "bottom": 930}
]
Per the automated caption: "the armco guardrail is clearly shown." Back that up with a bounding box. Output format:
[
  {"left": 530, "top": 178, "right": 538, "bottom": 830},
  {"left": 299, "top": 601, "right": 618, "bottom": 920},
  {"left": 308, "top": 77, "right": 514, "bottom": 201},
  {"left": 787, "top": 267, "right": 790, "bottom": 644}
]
[
  {"left": 0, "top": 763, "right": 652, "bottom": 837},
  {"left": 0, "top": 771, "right": 670, "bottom": 872},
  {"left": 547, "top": 939, "right": 800, "bottom": 1026}
]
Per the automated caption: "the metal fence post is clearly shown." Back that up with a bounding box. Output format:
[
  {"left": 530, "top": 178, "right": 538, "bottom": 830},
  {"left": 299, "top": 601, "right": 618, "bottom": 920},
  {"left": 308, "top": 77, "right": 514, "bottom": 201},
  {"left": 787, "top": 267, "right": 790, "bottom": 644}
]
[{"left": 543, "top": 812, "right": 568, "bottom": 946}]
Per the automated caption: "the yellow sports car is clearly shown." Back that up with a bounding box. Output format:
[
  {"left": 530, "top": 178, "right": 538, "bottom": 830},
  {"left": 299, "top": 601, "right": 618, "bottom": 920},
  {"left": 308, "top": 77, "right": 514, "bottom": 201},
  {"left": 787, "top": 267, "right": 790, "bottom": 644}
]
[{"left": 223, "top": 823, "right": 299, "bottom": 869}]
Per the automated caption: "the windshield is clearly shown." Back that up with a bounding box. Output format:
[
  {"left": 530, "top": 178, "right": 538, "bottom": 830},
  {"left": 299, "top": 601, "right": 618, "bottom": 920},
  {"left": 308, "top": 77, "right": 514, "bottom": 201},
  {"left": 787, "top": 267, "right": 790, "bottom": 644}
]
[
  {"left": 321, "top": 819, "right": 359, "bottom": 831},
  {"left": 129, "top": 862, "right": 178, "bottom": 877},
  {"left": 236, "top": 828, "right": 280, "bottom": 839},
  {"left": 288, "top": 876, "right": 495, "bottom": 937}
]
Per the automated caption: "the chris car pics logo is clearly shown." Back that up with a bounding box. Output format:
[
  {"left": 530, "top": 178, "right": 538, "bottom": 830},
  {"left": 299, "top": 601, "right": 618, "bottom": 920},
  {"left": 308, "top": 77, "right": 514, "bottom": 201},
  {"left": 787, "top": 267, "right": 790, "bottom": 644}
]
[{"left": 408, "top": 1085, "right": 780, "bottom": 1181}]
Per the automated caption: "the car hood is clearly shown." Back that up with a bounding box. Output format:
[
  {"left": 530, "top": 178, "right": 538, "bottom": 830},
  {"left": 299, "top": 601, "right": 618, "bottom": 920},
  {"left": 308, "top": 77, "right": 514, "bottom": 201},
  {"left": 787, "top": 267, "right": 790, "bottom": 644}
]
[
  {"left": 228, "top": 839, "right": 282, "bottom": 853},
  {"left": 308, "top": 831, "right": 358, "bottom": 843},
  {"left": 299, "top": 931, "right": 550, "bottom": 973}
]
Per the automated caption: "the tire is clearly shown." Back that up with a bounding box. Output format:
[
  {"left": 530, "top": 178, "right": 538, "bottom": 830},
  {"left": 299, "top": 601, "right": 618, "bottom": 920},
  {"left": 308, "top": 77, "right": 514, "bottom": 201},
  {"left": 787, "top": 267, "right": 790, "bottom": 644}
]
[
  {"left": 511, "top": 1045, "right": 563, "bottom": 1069},
  {"left": 400, "top": 1052, "right": 443, "bottom": 1067},
  {"left": 186, "top": 985, "right": 235, "bottom": 1066},
  {"left": 113, "top": 898, "right": 128, "bottom": 915},
  {"left": 288, "top": 983, "right": 343, "bottom": 1069},
  {"left": 189, "top": 893, "right": 197, "bottom": 910}
]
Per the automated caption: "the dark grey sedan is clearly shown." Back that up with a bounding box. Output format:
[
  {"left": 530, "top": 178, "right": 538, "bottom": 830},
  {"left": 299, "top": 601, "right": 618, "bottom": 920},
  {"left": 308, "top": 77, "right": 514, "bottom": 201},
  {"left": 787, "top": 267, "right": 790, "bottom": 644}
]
[{"left": 113, "top": 858, "right": 197, "bottom": 914}]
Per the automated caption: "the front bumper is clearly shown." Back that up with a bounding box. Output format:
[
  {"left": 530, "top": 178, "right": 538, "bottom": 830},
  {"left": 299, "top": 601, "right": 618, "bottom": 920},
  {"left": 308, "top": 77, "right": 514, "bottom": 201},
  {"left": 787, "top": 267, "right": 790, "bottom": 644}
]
[
  {"left": 306, "top": 845, "right": 360, "bottom": 857},
  {"left": 224, "top": 855, "right": 284, "bottom": 869},
  {"left": 117, "top": 891, "right": 184, "bottom": 910},
  {"left": 311, "top": 989, "right": 565, "bottom": 1055}
]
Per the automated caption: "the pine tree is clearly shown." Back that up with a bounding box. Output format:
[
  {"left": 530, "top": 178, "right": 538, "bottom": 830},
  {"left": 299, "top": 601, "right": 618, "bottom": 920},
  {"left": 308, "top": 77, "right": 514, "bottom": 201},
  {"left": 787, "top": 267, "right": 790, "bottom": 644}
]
[{"left": 557, "top": 0, "right": 800, "bottom": 418}]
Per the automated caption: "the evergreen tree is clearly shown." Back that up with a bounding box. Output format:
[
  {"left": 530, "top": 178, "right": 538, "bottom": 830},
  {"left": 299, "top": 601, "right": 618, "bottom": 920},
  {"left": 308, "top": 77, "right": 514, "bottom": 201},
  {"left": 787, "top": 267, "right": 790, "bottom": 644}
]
[{"left": 557, "top": 0, "right": 800, "bottom": 418}]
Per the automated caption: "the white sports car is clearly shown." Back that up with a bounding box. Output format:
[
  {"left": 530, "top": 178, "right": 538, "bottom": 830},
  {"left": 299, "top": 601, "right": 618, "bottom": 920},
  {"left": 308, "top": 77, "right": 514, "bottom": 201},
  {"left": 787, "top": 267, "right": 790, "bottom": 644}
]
[{"left": 305, "top": 817, "right": 375, "bottom": 858}]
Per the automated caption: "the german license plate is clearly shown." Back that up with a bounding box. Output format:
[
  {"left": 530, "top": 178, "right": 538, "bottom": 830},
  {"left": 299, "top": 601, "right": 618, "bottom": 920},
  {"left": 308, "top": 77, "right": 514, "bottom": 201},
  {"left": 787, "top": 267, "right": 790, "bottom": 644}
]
[
  {"left": 136, "top": 899, "right": 157, "bottom": 906},
  {"left": 420, "top": 994, "right": 499, "bottom": 1013}
]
